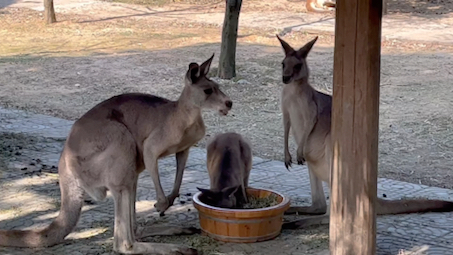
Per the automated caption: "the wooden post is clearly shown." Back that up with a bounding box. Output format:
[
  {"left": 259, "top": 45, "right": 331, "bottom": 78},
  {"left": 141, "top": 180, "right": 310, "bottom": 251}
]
[
  {"left": 329, "top": 0, "right": 382, "bottom": 254},
  {"left": 44, "top": 0, "right": 57, "bottom": 24},
  {"left": 218, "top": 0, "right": 242, "bottom": 79}
]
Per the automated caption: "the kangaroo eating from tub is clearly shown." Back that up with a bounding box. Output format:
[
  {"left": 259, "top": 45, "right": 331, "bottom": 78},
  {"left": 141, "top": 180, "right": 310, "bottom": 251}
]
[
  {"left": 197, "top": 132, "right": 252, "bottom": 209},
  {"left": 276, "top": 35, "right": 453, "bottom": 229},
  {"left": 0, "top": 54, "right": 231, "bottom": 255}
]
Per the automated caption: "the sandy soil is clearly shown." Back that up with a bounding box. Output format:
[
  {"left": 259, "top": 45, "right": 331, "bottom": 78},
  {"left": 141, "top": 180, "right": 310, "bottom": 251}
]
[{"left": 0, "top": 0, "right": 452, "bottom": 254}]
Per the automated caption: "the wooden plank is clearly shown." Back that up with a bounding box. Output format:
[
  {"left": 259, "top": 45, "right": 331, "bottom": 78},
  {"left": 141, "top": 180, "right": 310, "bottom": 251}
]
[{"left": 329, "top": 0, "right": 383, "bottom": 254}]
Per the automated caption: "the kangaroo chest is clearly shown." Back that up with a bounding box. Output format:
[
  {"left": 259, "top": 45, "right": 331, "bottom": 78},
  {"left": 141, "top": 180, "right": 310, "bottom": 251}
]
[
  {"left": 176, "top": 116, "right": 206, "bottom": 151},
  {"left": 282, "top": 86, "right": 317, "bottom": 144}
]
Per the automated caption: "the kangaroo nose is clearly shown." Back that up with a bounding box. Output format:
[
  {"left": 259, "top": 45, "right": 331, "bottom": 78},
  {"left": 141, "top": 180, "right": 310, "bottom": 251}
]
[
  {"left": 283, "top": 76, "right": 291, "bottom": 84},
  {"left": 225, "top": 100, "right": 233, "bottom": 109}
]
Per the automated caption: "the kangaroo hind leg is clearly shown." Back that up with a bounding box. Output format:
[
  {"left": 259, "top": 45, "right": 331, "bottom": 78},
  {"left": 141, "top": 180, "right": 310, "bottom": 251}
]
[
  {"left": 285, "top": 164, "right": 327, "bottom": 215},
  {"left": 111, "top": 181, "right": 197, "bottom": 255}
]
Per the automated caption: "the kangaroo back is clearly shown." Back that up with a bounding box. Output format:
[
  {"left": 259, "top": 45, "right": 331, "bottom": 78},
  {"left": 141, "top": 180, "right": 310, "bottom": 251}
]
[{"left": 197, "top": 132, "right": 252, "bottom": 209}]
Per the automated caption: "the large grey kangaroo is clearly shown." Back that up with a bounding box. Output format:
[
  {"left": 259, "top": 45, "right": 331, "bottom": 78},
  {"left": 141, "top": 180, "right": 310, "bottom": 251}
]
[
  {"left": 0, "top": 54, "right": 231, "bottom": 254},
  {"left": 197, "top": 132, "right": 253, "bottom": 209},
  {"left": 276, "top": 35, "right": 453, "bottom": 229}
]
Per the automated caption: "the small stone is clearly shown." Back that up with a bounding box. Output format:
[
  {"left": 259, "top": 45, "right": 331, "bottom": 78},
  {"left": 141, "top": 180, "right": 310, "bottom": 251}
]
[
  {"left": 188, "top": 208, "right": 191, "bottom": 212},
  {"left": 383, "top": 193, "right": 387, "bottom": 198},
  {"left": 21, "top": 167, "right": 28, "bottom": 171},
  {"left": 237, "top": 79, "right": 250, "bottom": 85}
]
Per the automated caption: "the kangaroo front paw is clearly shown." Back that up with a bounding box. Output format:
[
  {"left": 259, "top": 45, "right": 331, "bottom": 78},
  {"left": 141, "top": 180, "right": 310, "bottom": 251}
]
[
  {"left": 284, "top": 153, "right": 292, "bottom": 169},
  {"left": 296, "top": 148, "right": 305, "bottom": 165},
  {"left": 297, "top": 156, "right": 306, "bottom": 165},
  {"left": 154, "top": 198, "right": 170, "bottom": 216},
  {"left": 166, "top": 193, "right": 179, "bottom": 207}
]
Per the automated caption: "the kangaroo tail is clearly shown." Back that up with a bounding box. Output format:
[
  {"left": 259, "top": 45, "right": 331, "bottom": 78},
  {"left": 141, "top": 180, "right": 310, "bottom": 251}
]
[
  {"left": 0, "top": 159, "right": 84, "bottom": 248},
  {"left": 377, "top": 198, "right": 453, "bottom": 215}
]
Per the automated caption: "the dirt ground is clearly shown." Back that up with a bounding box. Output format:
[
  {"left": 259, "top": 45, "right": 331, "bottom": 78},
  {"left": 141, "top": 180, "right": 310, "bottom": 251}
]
[
  {"left": 2, "top": 0, "right": 453, "bottom": 190},
  {"left": 0, "top": 0, "right": 452, "bottom": 254}
]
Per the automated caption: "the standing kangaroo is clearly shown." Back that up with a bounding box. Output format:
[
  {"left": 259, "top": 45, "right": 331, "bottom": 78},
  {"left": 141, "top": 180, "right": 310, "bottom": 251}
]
[
  {"left": 276, "top": 35, "right": 453, "bottom": 229},
  {"left": 197, "top": 132, "right": 252, "bottom": 209},
  {"left": 0, "top": 54, "right": 231, "bottom": 255}
]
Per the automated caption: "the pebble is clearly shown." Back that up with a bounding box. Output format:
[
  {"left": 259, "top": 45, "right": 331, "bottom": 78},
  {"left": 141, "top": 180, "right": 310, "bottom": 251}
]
[{"left": 237, "top": 79, "right": 250, "bottom": 85}]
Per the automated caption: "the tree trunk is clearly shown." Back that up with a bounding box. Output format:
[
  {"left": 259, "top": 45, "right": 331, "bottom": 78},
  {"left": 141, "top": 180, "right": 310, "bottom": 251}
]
[
  {"left": 218, "top": 0, "right": 242, "bottom": 79},
  {"left": 44, "top": 0, "right": 57, "bottom": 24}
]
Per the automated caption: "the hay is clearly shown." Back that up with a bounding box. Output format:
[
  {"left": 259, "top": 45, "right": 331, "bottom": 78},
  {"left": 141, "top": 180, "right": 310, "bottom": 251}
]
[{"left": 241, "top": 193, "right": 279, "bottom": 209}]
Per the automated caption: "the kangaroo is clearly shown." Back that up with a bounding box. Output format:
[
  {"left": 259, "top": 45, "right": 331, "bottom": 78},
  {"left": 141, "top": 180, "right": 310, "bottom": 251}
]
[
  {"left": 197, "top": 132, "right": 252, "bottom": 209},
  {"left": 276, "top": 35, "right": 453, "bottom": 229},
  {"left": 0, "top": 54, "right": 232, "bottom": 255},
  {"left": 306, "top": 0, "right": 336, "bottom": 13}
]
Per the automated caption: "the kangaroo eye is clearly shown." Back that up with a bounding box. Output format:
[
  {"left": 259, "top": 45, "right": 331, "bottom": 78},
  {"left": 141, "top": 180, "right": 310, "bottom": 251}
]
[
  {"left": 294, "top": 63, "right": 302, "bottom": 70},
  {"left": 204, "top": 88, "right": 213, "bottom": 95}
]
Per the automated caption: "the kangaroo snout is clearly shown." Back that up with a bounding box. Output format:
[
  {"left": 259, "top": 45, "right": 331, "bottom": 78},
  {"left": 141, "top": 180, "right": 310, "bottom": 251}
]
[
  {"left": 225, "top": 100, "right": 233, "bottom": 109},
  {"left": 219, "top": 98, "right": 232, "bottom": 116},
  {"left": 283, "top": 76, "right": 291, "bottom": 84}
]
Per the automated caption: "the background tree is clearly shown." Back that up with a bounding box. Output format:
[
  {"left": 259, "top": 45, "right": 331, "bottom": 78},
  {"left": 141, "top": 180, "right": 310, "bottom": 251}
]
[
  {"left": 218, "top": 0, "right": 242, "bottom": 79},
  {"left": 44, "top": 0, "right": 57, "bottom": 24}
]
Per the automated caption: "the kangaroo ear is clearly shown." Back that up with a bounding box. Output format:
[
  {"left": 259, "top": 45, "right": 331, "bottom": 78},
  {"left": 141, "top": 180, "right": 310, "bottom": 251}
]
[
  {"left": 186, "top": 62, "right": 200, "bottom": 84},
  {"left": 199, "top": 53, "right": 214, "bottom": 77},
  {"left": 296, "top": 36, "right": 318, "bottom": 59},
  {"left": 197, "top": 187, "right": 219, "bottom": 199},
  {"left": 276, "top": 34, "right": 295, "bottom": 56},
  {"left": 221, "top": 185, "right": 240, "bottom": 198}
]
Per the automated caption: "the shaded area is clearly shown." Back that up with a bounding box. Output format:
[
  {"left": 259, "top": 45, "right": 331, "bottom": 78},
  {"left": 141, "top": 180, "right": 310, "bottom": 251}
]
[
  {"left": 388, "top": 0, "right": 453, "bottom": 16},
  {"left": 0, "top": 0, "right": 18, "bottom": 9}
]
